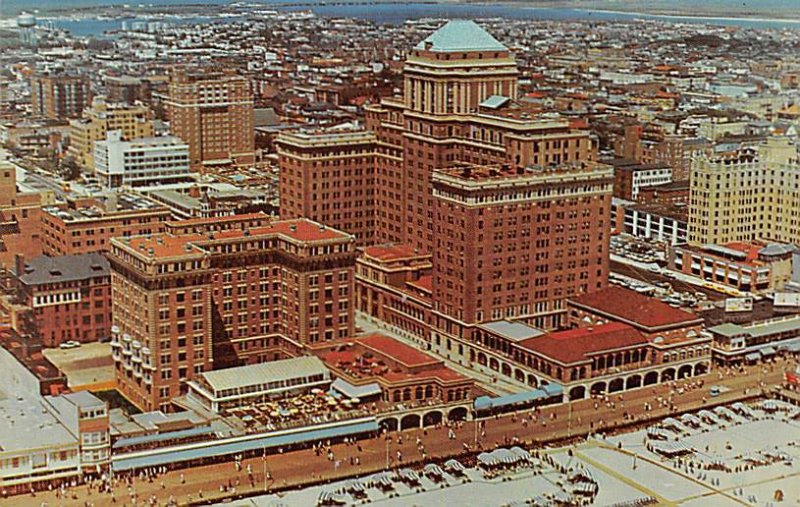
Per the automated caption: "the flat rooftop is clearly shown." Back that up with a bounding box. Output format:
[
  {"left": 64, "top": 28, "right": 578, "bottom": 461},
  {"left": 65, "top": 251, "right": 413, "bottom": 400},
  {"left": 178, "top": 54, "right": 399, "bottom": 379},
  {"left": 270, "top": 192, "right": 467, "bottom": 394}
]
[
  {"left": 0, "top": 396, "right": 76, "bottom": 452},
  {"left": 42, "top": 193, "right": 165, "bottom": 221},
  {"left": 197, "top": 356, "right": 329, "bottom": 394},
  {"left": 709, "top": 315, "right": 800, "bottom": 338},
  {"left": 435, "top": 160, "right": 611, "bottom": 183},
  {"left": 118, "top": 218, "right": 353, "bottom": 260},
  {"left": 478, "top": 320, "right": 546, "bottom": 342}
]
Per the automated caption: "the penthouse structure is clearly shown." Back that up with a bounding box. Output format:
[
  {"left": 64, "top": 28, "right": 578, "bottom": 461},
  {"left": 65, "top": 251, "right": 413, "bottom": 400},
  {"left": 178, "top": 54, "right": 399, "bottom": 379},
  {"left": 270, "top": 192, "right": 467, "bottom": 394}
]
[
  {"left": 166, "top": 71, "right": 255, "bottom": 172},
  {"left": 31, "top": 73, "right": 91, "bottom": 120},
  {"left": 364, "top": 20, "right": 597, "bottom": 251},
  {"left": 108, "top": 216, "right": 355, "bottom": 412},
  {"left": 68, "top": 98, "right": 155, "bottom": 170},
  {"left": 41, "top": 194, "right": 171, "bottom": 256},
  {"left": 277, "top": 128, "right": 376, "bottom": 245}
]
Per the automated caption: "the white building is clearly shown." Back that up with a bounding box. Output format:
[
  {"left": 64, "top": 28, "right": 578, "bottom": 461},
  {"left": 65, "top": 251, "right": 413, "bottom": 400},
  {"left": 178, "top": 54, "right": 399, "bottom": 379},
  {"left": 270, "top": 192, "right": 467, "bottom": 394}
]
[
  {"left": 186, "top": 356, "right": 331, "bottom": 412},
  {"left": 0, "top": 348, "right": 108, "bottom": 493},
  {"left": 94, "top": 130, "right": 191, "bottom": 188}
]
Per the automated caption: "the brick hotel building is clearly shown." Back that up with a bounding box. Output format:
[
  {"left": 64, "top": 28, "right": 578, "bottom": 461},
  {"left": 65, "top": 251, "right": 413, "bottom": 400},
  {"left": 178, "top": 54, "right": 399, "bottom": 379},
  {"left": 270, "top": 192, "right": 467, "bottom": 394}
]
[
  {"left": 166, "top": 70, "right": 255, "bottom": 172},
  {"left": 109, "top": 215, "right": 355, "bottom": 411},
  {"left": 283, "top": 21, "right": 610, "bottom": 346}
]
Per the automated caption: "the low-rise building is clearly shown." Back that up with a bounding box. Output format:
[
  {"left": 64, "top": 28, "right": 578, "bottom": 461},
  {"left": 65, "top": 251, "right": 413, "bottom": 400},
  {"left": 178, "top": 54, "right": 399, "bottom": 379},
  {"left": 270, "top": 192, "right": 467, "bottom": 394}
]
[
  {"left": 41, "top": 193, "right": 171, "bottom": 256},
  {"left": 637, "top": 180, "right": 689, "bottom": 206},
  {"left": 471, "top": 316, "right": 710, "bottom": 402},
  {"left": 0, "top": 346, "right": 108, "bottom": 494},
  {"left": 609, "top": 159, "right": 672, "bottom": 201},
  {"left": 708, "top": 315, "right": 800, "bottom": 364},
  {"left": 668, "top": 242, "right": 795, "bottom": 293},
  {"left": 319, "top": 333, "right": 474, "bottom": 410},
  {"left": 355, "top": 244, "right": 432, "bottom": 344},
  {"left": 46, "top": 391, "right": 110, "bottom": 473},
  {"left": 94, "top": 131, "right": 191, "bottom": 188},
  {"left": 186, "top": 356, "right": 331, "bottom": 412},
  {"left": 15, "top": 253, "right": 111, "bottom": 346},
  {"left": 611, "top": 198, "right": 688, "bottom": 245}
]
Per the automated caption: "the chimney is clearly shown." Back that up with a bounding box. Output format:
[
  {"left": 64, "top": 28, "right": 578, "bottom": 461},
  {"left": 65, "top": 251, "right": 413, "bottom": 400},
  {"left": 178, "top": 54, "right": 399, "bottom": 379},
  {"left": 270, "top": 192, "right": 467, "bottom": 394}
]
[{"left": 14, "top": 254, "right": 24, "bottom": 278}]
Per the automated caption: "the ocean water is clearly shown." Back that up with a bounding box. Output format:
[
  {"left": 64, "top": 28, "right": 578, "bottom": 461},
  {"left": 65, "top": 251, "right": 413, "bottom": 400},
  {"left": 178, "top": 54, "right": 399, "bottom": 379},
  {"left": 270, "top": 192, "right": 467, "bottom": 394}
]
[{"left": 5, "top": 0, "right": 800, "bottom": 36}]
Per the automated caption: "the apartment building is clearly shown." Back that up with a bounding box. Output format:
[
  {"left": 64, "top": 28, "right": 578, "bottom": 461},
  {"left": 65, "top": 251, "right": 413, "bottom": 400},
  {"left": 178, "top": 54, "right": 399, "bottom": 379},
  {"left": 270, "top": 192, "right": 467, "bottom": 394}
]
[
  {"left": 0, "top": 156, "right": 43, "bottom": 270},
  {"left": 688, "top": 138, "right": 800, "bottom": 245},
  {"left": 108, "top": 216, "right": 355, "bottom": 412},
  {"left": 94, "top": 131, "right": 191, "bottom": 188},
  {"left": 30, "top": 73, "right": 91, "bottom": 120},
  {"left": 68, "top": 98, "right": 155, "bottom": 170},
  {"left": 16, "top": 253, "right": 111, "bottom": 347},
  {"left": 166, "top": 71, "right": 255, "bottom": 172}
]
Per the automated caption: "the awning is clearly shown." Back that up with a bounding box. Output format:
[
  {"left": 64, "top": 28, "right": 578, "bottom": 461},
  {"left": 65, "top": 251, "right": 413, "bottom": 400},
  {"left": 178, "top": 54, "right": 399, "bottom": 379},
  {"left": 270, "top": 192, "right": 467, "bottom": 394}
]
[
  {"left": 779, "top": 339, "right": 800, "bottom": 352},
  {"left": 112, "top": 418, "right": 379, "bottom": 472},
  {"left": 745, "top": 352, "right": 761, "bottom": 361},
  {"left": 541, "top": 383, "right": 563, "bottom": 396},
  {"left": 330, "top": 378, "right": 382, "bottom": 399},
  {"left": 491, "top": 390, "right": 546, "bottom": 409},
  {"left": 760, "top": 346, "right": 777, "bottom": 356},
  {"left": 474, "top": 396, "right": 493, "bottom": 411},
  {"left": 113, "top": 426, "right": 217, "bottom": 449}
]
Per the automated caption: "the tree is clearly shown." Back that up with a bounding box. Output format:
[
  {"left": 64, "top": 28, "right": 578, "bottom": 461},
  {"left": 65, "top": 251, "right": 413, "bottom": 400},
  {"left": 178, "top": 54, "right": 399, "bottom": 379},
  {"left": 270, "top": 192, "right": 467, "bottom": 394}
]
[{"left": 59, "top": 155, "right": 81, "bottom": 181}]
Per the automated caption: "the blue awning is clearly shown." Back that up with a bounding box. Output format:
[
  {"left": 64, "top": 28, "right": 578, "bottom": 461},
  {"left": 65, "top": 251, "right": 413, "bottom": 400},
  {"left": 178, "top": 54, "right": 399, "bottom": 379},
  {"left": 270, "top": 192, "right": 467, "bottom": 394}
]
[
  {"left": 331, "top": 378, "right": 382, "bottom": 399},
  {"left": 491, "top": 390, "right": 545, "bottom": 409},
  {"left": 474, "top": 396, "right": 493, "bottom": 411},
  {"left": 542, "top": 383, "right": 563, "bottom": 397},
  {"left": 113, "top": 426, "right": 217, "bottom": 449},
  {"left": 112, "top": 419, "right": 379, "bottom": 472},
  {"left": 745, "top": 352, "right": 760, "bottom": 361}
]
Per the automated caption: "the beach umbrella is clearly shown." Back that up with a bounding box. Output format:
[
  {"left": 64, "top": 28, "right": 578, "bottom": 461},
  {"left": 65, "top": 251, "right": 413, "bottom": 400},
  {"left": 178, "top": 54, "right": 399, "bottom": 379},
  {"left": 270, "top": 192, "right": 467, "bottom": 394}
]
[
  {"left": 424, "top": 463, "right": 444, "bottom": 478},
  {"left": 444, "top": 459, "right": 466, "bottom": 474}
]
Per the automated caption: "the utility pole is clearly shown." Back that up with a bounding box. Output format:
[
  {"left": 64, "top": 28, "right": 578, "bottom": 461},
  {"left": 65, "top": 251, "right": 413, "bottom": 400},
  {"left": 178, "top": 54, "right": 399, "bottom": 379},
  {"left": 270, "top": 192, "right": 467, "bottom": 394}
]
[{"left": 262, "top": 447, "right": 268, "bottom": 492}]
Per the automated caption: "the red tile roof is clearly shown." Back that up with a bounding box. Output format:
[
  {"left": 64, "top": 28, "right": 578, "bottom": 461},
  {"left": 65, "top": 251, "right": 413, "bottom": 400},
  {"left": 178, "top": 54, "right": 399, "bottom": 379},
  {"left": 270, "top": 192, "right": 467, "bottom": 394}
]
[
  {"left": 569, "top": 286, "right": 701, "bottom": 329},
  {"left": 518, "top": 322, "right": 648, "bottom": 365},
  {"left": 356, "top": 334, "right": 440, "bottom": 368}
]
